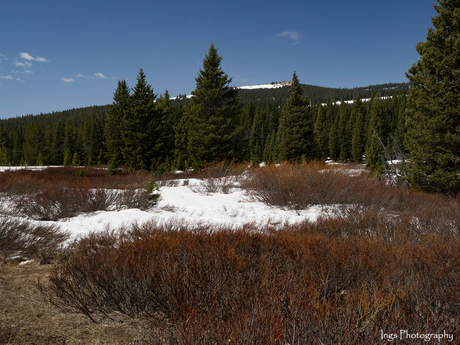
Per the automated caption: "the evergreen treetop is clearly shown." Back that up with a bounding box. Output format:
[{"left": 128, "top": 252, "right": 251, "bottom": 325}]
[
  {"left": 179, "top": 43, "right": 243, "bottom": 167},
  {"left": 405, "top": 0, "right": 460, "bottom": 193}
]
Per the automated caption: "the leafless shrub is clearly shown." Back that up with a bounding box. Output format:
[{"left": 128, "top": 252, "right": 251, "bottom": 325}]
[
  {"left": 0, "top": 168, "right": 155, "bottom": 220},
  {"left": 189, "top": 160, "right": 249, "bottom": 195},
  {"left": 40, "top": 221, "right": 460, "bottom": 343},
  {"left": 0, "top": 217, "right": 68, "bottom": 262}
]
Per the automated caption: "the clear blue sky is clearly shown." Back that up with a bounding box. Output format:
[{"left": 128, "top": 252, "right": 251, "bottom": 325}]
[{"left": 0, "top": 0, "right": 436, "bottom": 119}]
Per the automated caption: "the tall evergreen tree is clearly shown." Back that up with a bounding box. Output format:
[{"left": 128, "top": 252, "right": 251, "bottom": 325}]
[
  {"left": 315, "top": 104, "right": 329, "bottom": 159},
  {"left": 63, "top": 120, "right": 76, "bottom": 158},
  {"left": 276, "top": 72, "right": 314, "bottom": 161},
  {"left": 23, "top": 123, "right": 43, "bottom": 165},
  {"left": 365, "top": 96, "right": 384, "bottom": 172},
  {"left": 405, "top": 0, "right": 460, "bottom": 193},
  {"left": 122, "top": 69, "right": 158, "bottom": 171},
  {"left": 155, "top": 90, "right": 178, "bottom": 171},
  {"left": 177, "top": 43, "right": 243, "bottom": 168},
  {"left": 249, "top": 108, "right": 268, "bottom": 164},
  {"left": 49, "top": 122, "right": 65, "bottom": 165},
  {"left": 105, "top": 80, "right": 130, "bottom": 172},
  {"left": 329, "top": 111, "right": 340, "bottom": 161},
  {"left": 337, "top": 100, "right": 351, "bottom": 161}
]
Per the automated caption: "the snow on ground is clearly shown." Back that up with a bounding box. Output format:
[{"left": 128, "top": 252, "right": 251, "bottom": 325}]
[
  {"left": 236, "top": 83, "right": 290, "bottom": 90},
  {"left": 54, "top": 178, "right": 322, "bottom": 240},
  {"left": 0, "top": 165, "right": 57, "bottom": 172}
]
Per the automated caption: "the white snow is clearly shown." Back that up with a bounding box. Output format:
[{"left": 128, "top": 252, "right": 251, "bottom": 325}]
[
  {"left": 0, "top": 171, "right": 325, "bottom": 241},
  {"left": 237, "top": 83, "right": 290, "bottom": 90},
  {"left": 54, "top": 178, "right": 322, "bottom": 240}
]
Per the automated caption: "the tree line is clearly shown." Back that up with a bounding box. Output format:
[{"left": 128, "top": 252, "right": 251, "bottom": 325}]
[
  {"left": 0, "top": 45, "right": 407, "bottom": 175},
  {"left": 1, "top": 0, "right": 460, "bottom": 195}
]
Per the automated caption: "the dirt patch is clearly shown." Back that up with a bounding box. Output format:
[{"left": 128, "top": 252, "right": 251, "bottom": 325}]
[{"left": 0, "top": 261, "right": 148, "bottom": 345}]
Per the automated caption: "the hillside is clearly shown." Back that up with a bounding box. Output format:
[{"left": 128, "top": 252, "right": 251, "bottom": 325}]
[{"left": 171, "top": 81, "right": 409, "bottom": 108}]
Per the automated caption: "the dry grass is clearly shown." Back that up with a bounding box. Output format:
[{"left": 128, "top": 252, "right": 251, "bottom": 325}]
[{"left": 0, "top": 261, "right": 148, "bottom": 345}]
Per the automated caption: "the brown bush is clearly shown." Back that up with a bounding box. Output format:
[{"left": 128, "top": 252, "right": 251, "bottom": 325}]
[
  {"left": 0, "top": 167, "right": 154, "bottom": 220},
  {"left": 188, "top": 159, "right": 249, "bottom": 194},
  {"left": 40, "top": 221, "right": 460, "bottom": 343},
  {"left": 0, "top": 218, "right": 68, "bottom": 262}
]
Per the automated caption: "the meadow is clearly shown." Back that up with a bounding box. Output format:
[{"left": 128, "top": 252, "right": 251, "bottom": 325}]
[{"left": 1, "top": 161, "right": 460, "bottom": 344}]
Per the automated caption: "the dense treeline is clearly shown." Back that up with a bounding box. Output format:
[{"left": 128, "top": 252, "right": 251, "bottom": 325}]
[{"left": 0, "top": 46, "right": 407, "bottom": 174}]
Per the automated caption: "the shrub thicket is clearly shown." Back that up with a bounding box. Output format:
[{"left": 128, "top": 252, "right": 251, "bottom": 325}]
[
  {"left": 0, "top": 167, "right": 156, "bottom": 220},
  {"left": 40, "top": 218, "right": 460, "bottom": 344}
]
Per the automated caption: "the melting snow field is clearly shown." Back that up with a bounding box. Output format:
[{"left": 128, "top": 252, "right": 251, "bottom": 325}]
[
  {"left": 56, "top": 178, "right": 323, "bottom": 240},
  {"left": 0, "top": 166, "right": 324, "bottom": 240}
]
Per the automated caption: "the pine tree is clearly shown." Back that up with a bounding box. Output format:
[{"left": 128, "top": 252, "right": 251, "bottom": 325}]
[
  {"left": 249, "top": 108, "right": 268, "bottom": 164},
  {"left": 365, "top": 97, "right": 383, "bottom": 171},
  {"left": 276, "top": 72, "right": 314, "bottom": 161},
  {"left": 314, "top": 104, "right": 329, "bottom": 159},
  {"left": 351, "top": 109, "right": 365, "bottom": 163},
  {"left": 36, "top": 151, "right": 43, "bottom": 166},
  {"left": 179, "top": 43, "right": 243, "bottom": 167},
  {"left": 337, "top": 100, "right": 351, "bottom": 161},
  {"left": 106, "top": 80, "right": 130, "bottom": 172},
  {"left": 63, "top": 149, "right": 72, "bottom": 166},
  {"left": 72, "top": 152, "right": 81, "bottom": 166},
  {"left": 122, "top": 69, "right": 158, "bottom": 171},
  {"left": 49, "top": 122, "right": 65, "bottom": 165},
  {"left": 155, "top": 90, "right": 178, "bottom": 171},
  {"left": 63, "top": 121, "right": 76, "bottom": 157},
  {"left": 329, "top": 112, "right": 339, "bottom": 161},
  {"left": 405, "top": 0, "right": 460, "bottom": 193},
  {"left": 23, "top": 123, "right": 43, "bottom": 165},
  {"left": 0, "top": 146, "right": 9, "bottom": 166}
]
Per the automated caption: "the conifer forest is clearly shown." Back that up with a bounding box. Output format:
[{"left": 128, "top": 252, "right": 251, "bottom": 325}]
[
  {"left": 1, "top": 0, "right": 460, "bottom": 195},
  {"left": 0, "top": 45, "right": 408, "bottom": 176}
]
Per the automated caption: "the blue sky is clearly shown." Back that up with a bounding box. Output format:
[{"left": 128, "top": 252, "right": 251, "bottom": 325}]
[{"left": 0, "top": 0, "right": 436, "bottom": 119}]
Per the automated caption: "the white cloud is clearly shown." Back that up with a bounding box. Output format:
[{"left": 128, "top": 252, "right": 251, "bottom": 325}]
[
  {"left": 14, "top": 61, "right": 32, "bottom": 68},
  {"left": 94, "top": 72, "right": 106, "bottom": 79},
  {"left": 20, "top": 52, "right": 48, "bottom": 62},
  {"left": 19, "top": 52, "right": 35, "bottom": 60},
  {"left": 76, "top": 74, "right": 84, "bottom": 78},
  {"left": 61, "top": 77, "right": 74, "bottom": 83},
  {"left": 0, "top": 75, "right": 21, "bottom": 81},
  {"left": 276, "top": 31, "right": 303, "bottom": 42},
  {"left": 12, "top": 70, "right": 34, "bottom": 75}
]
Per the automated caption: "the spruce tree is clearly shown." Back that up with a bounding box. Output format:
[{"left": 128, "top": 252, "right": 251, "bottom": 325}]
[
  {"left": 106, "top": 80, "right": 130, "bottom": 172},
  {"left": 276, "top": 71, "right": 314, "bottom": 161},
  {"left": 122, "top": 69, "right": 158, "bottom": 171},
  {"left": 351, "top": 109, "right": 365, "bottom": 163},
  {"left": 337, "top": 100, "right": 351, "bottom": 161},
  {"left": 405, "top": 0, "right": 460, "bottom": 193},
  {"left": 23, "top": 123, "right": 42, "bottom": 165},
  {"left": 314, "top": 104, "right": 329, "bottom": 159},
  {"left": 365, "top": 97, "right": 384, "bottom": 172},
  {"left": 180, "top": 43, "right": 243, "bottom": 167},
  {"left": 36, "top": 151, "right": 43, "bottom": 166},
  {"left": 155, "top": 90, "right": 178, "bottom": 171},
  {"left": 329, "top": 113, "right": 339, "bottom": 161},
  {"left": 49, "top": 122, "right": 65, "bottom": 165},
  {"left": 249, "top": 108, "right": 268, "bottom": 164}
]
